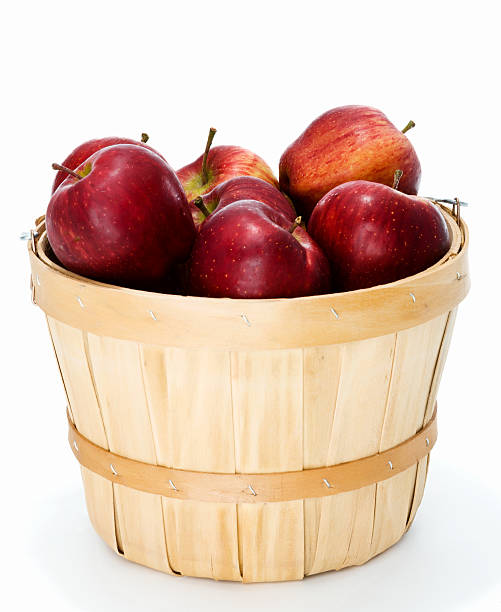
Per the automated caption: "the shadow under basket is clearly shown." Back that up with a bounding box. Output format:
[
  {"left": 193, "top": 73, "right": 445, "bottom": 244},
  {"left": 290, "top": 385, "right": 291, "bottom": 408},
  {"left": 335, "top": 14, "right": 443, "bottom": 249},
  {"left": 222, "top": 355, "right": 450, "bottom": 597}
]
[{"left": 27, "top": 205, "right": 469, "bottom": 583}]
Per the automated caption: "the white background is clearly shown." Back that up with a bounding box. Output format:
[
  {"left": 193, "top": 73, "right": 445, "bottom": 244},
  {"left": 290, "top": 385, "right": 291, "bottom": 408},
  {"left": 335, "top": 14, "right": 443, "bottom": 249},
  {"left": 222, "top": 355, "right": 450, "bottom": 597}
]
[{"left": 2, "top": 1, "right": 500, "bottom": 610}]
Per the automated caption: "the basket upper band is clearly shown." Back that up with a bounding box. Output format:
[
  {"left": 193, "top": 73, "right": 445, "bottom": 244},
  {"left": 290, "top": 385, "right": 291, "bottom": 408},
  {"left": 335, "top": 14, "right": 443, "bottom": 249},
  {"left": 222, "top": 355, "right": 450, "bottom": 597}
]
[
  {"left": 29, "top": 212, "right": 469, "bottom": 350},
  {"left": 68, "top": 405, "right": 437, "bottom": 504}
]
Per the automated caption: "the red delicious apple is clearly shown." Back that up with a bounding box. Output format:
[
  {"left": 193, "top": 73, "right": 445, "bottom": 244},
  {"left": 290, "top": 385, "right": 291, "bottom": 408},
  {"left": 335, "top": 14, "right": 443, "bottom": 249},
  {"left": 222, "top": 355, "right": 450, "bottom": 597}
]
[
  {"left": 177, "top": 127, "right": 278, "bottom": 202},
  {"left": 280, "top": 105, "right": 421, "bottom": 219},
  {"left": 51, "top": 133, "right": 164, "bottom": 193},
  {"left": 189, "top": 200, "right": 331, "bottom": 298},
  {"left": 190, "top": 176, "right": 296, "bottom": 227},
  {"left": 47, "top": 144, "right": 196, "bottom": 288},
  {"left": 307, "top": 176, "right": 451, "bottom": 292}
]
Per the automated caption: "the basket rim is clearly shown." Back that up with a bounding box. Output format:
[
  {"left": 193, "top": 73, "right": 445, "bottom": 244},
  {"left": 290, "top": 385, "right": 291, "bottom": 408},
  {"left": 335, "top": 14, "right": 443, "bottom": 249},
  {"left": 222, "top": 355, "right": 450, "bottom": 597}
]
[
  {"left": 28, "top": 205, "right": 470, "bottom": 350},
  {"left": 34, "top": 204, "right": 462, "bottom": 306}
]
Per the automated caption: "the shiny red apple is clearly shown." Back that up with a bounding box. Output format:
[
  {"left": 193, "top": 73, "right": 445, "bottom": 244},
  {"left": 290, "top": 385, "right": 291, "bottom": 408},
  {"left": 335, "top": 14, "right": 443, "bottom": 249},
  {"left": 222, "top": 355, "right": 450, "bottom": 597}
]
[
  {"left": 189, "top": 200, "right": 331, "bottom": 298},
  {"left": 307, "top": 178, "right": 451, "bottom": 292},
  {"left": 51, "top": 134, "right": 164, "bottom": 193},
  {"left": 177, "top": 127, "right": 278, "bottom": 203},
  {"left": 280, "top": 105, "right": 421, "bottom": 219},
  {"left": 46, "top": 144, "right": 195, "bottom": 288},
  {"left": 190, "top": 175, "right": 296, "bottom": 227}
]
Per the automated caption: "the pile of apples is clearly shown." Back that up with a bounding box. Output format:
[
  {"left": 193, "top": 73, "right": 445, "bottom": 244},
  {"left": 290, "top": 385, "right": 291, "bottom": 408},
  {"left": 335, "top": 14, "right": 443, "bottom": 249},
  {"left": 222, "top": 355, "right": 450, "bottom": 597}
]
[{"left": 46, "top": 105, "right": 451, "bottom": 298}]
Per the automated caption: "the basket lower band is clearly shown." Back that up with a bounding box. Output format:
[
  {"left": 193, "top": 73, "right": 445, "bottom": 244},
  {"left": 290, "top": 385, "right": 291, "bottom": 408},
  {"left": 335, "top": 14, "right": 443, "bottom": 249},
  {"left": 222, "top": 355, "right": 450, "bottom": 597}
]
[{"left": 68, "top": 405, "right": 437, "bottom": 503}]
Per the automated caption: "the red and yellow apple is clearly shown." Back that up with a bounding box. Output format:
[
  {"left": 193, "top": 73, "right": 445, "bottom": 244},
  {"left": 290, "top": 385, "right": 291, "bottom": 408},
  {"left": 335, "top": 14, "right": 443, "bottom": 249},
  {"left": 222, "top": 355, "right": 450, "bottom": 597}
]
[
  {"left": 280, "top": 105, "right": 421, "bottom": 219},
  {"left": 177, "top": 128, "right": 278, "bottom": 203}
]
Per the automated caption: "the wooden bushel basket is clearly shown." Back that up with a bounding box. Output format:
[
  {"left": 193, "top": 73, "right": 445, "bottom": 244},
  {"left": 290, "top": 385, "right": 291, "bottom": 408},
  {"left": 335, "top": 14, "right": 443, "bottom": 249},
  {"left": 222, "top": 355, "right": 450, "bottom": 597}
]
[{"left": 27, "top": 204, "right": 469, "bottom": 582}]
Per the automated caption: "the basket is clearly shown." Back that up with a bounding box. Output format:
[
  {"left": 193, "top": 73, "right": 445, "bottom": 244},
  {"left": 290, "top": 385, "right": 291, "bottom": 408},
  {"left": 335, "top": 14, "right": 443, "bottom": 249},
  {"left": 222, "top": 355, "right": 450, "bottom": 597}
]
[{"left": 27, "top": 204, "right": 469, "bottom": 583}]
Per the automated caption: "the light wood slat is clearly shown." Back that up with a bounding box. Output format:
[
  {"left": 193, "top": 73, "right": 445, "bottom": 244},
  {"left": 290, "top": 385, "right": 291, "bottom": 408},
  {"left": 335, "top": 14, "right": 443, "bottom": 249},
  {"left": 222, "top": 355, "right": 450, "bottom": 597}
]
[
  {"left": 405, "top": 455, "right": 429, "bottom": 531},
  {"left": 162, "top": 499, "right": 239, "bottom": 580},
  {"left": 340, "top": 485, "right": 378, "bottom": 568},
  {"left": 370, "top": 314, "right": 449, "bottom": 557},
  {"left": 303, "top": 334, "right": 396, "bottom": 574},
  {"left": 47, "top": 318, "right": 108, "bottom": 448},
  {"left": 141, "top": 347, "right": 236, "bottom": 472},
  {"left": 424, "top": 309, "right": 458, "bottom": 424},
  {"left": 238, "top": 501, "right": 304, "bottom": 583},
  {"left": 407, "top": 307, "right": 458, "bottom": 529},
  {"left": 302, "top": 345, "right": 343, "bottom": 469},
  {"left": 85, "top": 334, "right": 173, "bottom": 574},
  {"left": 46, "top": 318, "right": 118, "bottom": 552},
  {"left": 80, "top": 467, "right": 118, "bottom": 553},
  {"left": 139, "top": 345, "right": 241, "bottom": 580},
  {"left": 231, "top": 350, "right": 304, "bottom": 582}
]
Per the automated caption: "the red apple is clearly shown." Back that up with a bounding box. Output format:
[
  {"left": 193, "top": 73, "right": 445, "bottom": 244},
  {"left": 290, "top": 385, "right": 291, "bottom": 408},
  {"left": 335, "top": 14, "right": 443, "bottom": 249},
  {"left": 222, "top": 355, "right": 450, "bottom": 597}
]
[
  {"left": 51, "top": 133, "right": 164, "bottom": 193},
  {"left": 307, "top": 177, "right": 451, "bottom": 292},
  {"left": 177, "top": 127, "right": 278, "bottom": 202},
  {"left": 280, "top": 105, "right": 421, "bottom": 219},
  {"left": 46, "top": 144, "right": 195, "bottom": 288},
  {"left": 190, "top": 176, "right": 296, "bottom": 227},
  {"left": 189, "top": 200, "right": 331, "bottom": 298}
]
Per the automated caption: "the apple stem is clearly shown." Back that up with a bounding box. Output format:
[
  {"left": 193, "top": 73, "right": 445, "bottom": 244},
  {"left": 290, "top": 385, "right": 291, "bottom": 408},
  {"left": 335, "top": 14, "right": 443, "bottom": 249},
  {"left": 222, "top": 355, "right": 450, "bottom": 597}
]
[
  {"left": 288, "top": 216, "right": 302, "bottom": 233},
  {"left": 141, "top": 133, "right": 149, "bottom": 143},
  {"left": 402, "top": 120, "right": 415, "bottom": 134},
  {"left": 201, "top": 127, "right": 217, "bottom": 185},
  {"left": 192, "top": 196, "right": 211, "bottom": 218},
  {"left": 392, "top": 170, "right": 403, "bottom": 190},
  {"left": 52, "top": 163, "right": 83, "bottom": 180}
]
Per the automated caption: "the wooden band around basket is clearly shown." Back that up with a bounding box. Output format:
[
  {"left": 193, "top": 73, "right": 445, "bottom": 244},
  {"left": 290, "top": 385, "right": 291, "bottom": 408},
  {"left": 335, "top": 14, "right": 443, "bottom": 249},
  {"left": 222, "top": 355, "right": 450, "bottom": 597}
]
[
  {"left": 29, "top": 210, "right": 469, "bottom": 350},
  {"left": 68, "top": 405, "right": 437, "bottom": 504}
]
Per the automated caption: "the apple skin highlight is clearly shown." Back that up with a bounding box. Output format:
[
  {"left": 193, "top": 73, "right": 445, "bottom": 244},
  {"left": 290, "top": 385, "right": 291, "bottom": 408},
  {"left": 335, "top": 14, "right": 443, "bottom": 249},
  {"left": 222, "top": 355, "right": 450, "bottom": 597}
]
[
  {"left": 280, "top": 105, "right": 421, "bottom": 219},
  {"left": 47, "top": 144, "right": 196, "bottom": 288},
  {"left": 308, "top": 180, "right": 451, "bottom": 292}
]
